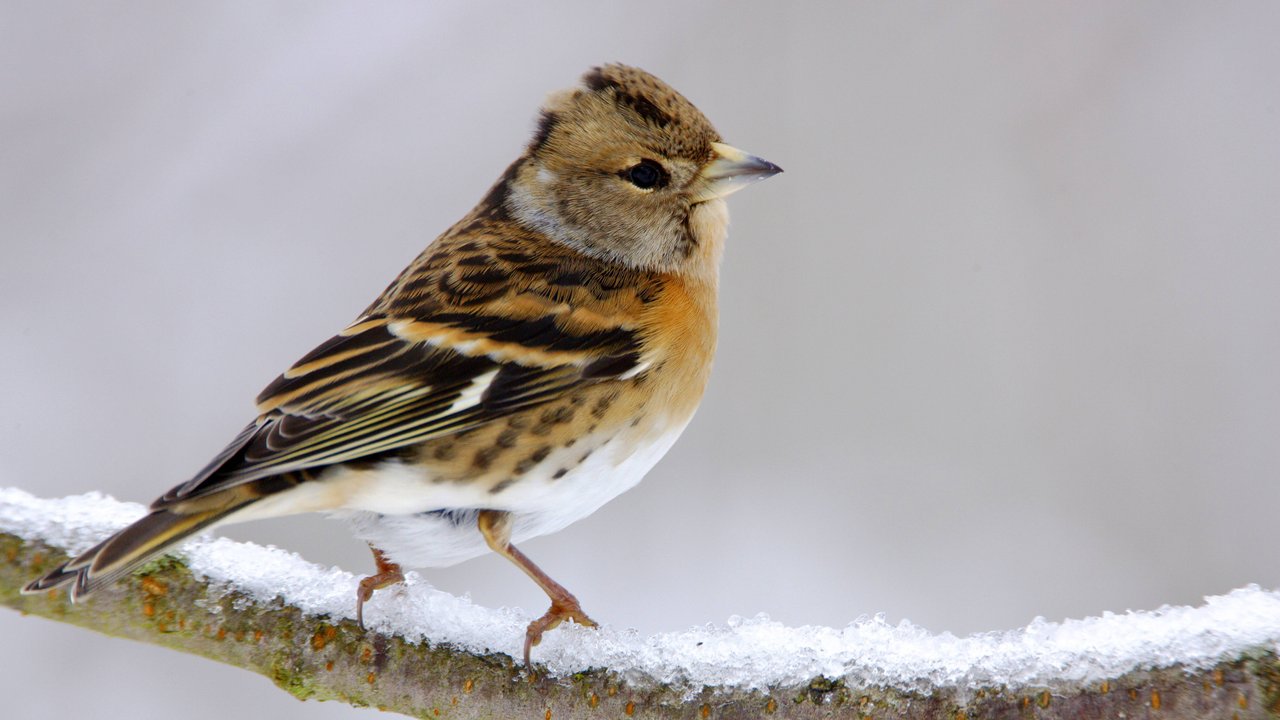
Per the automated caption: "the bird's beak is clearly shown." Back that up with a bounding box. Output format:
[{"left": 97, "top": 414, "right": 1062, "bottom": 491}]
[{"left": 693, "top": 142, "right": 783, "bottom": 202}]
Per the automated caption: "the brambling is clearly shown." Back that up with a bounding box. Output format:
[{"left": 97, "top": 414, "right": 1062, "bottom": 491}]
[{"left": 24, "top": 63, "right": 781, "bottom": 663}]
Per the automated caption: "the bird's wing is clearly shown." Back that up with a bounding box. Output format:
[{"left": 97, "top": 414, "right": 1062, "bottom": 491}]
[{"left": 155, "top": 309, "right": 643, "bottom": 507}]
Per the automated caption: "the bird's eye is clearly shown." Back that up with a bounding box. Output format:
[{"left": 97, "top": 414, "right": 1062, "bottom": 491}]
[{"left": 625, "top": 159, "right": 667, "bottom": 190}]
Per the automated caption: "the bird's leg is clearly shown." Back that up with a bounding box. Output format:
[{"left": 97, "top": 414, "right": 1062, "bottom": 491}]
[
  {"left": 477, "top": 509, "right": 598, "bottom": 665},
  {"left": 355, "top": 545, "right": 404, "bottom": 630}
]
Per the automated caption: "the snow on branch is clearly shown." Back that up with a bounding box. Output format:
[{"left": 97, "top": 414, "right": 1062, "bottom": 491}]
[{"left": 2, "top": 487, "right": 1279, "bottom": 719}]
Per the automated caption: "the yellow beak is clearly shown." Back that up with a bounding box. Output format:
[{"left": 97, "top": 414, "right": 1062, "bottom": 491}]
[{"left": 694, "top": 142, "right": 783, "bottom": 201}]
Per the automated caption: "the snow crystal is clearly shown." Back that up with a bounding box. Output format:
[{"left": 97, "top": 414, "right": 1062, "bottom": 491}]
[{"left": 3, "top": 487, "right": 1278, "bottom": 691}]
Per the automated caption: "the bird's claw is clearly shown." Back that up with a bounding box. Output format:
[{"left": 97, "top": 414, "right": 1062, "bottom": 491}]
[
  {"left": 522, "top": 597, "right": 598, "bottom": 666},
  {"left": 355, "top": 567, "right": 404, "bottom": 631}
]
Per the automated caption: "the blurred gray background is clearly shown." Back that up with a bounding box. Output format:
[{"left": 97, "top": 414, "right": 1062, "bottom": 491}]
[{"left": 3, "top": 2, "right": 1278, "bottom": 718}]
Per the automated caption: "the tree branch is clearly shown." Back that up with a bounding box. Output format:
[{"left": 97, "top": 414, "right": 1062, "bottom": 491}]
[{"left": 3, "top": 491, "right": 1279, "bottom": 719}]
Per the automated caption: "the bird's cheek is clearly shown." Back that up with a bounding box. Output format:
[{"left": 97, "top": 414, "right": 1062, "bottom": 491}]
[
  {"left": 680, "top": 199, "right": 730, "bottom": 274},
  {"left": 688, "top": 199, "right": 729, "bottom": 243}
]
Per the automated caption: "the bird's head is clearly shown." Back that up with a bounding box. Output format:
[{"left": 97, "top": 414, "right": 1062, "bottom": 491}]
[{"left": 504, "top": 64, "right": 781, "bottom": 274}]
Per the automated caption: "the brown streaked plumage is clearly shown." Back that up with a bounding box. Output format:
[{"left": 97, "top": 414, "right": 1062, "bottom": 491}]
[{"left": 23, "top": 63, "right": 781, "bottom": 664}]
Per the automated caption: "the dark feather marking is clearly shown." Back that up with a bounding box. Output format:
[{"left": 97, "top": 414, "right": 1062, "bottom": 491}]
[
  {"left": 512, "top": 262, "right": 559, "bottom": 275},
  {"left": 596, "top": 272, "right": 637, "bottom": 291},
  {"left": 617, "top": 90, "right": 672, "bottom": 127},
  {"left": 490, "top": 315, "right": 560, "bottom": 346},
  {"left": 539, "top": 405, "right": 576, "bottom": 426},
  {"left": 581, "top": 68, "right": 672, "bottom": 126},
  {"left": 431, "top": 441, "right": 458, "bottom": 461},
  {"left": 678, "top": 213, "right": 697, "bottom": 257},
  {"left": 531, "top": 404, "right": 576, "bottom": 437},
  {"left": 591, "top": 393, "right": 615, "bottom": 419},
  {"left": 544, "top": 326, "right": 633, "bottom": 352},
  {"left": 549, "top": 270, "right": 588, "bottom": 287},
  {"left": 530, "top": 111, "right": 559, "bottom": 151},
  {"left": 582, "top": 352, "right": 641, "bottom": 379},
  {"left": 472, "top": 446, "right": 499, "bottom": 471},
  {"left": 582, "top": 67, "right": 616, "bottom": 93},
  {"left": 482, "top": 364, "right": 573, "bottom": 413},
  {"left": 476, "top": 160, "right": 521, "bottom": 220},
  {"left": 459, "top": 268, "right": 511, "bottom": 284},
  {"left": 513, "top": 445, "right": 551, "bottom": 476},
  {"left": 637, "top": 283, "right": 662, "bottom": 303},
  {"left": 399, "top": 273, "right": 439, "bottom": 296},
  {"left": 456, "top": 218, "right": 488, "bottom": 235},
  {"left": 424, "top": 312, "right": 637, "bottom": 353},
  {"left": 436, "top": 273, "right": 509, "bottom": 306}
]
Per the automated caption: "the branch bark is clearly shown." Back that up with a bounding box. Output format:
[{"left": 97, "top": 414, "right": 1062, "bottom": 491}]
[{"left": 3, "top": 531, "right": 1278, "bottom": 719}]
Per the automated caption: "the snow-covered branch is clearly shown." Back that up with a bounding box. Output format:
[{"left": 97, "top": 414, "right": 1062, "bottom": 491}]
[{"left": 2, "top": 488, "right": 1278, "bottom": 719}]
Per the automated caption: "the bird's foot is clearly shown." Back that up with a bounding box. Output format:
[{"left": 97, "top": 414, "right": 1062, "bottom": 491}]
[
  {"left": 355, "top": 548, "right": 404, "bottom": 631},
  {"left": 523, "top": 596, "right": 598, "bottom": 666}
]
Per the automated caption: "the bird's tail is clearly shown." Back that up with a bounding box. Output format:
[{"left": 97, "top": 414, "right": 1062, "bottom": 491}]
[{"left": 21, "top": 493, "right": 257, "bottom": 601}]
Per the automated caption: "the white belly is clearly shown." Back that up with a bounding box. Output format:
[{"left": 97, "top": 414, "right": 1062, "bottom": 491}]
[{"left": 323, "top": 419, "right": 690, "bottom": 568}]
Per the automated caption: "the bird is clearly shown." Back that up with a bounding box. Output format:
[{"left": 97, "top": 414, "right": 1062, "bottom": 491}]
[{"left": 23, "top": 63, "right": 781, "bottom": 664}]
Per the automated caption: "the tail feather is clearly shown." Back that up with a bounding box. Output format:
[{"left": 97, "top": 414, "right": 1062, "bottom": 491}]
[{"left": 22, "top": 506, "right": 238, "bottom": 600}]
